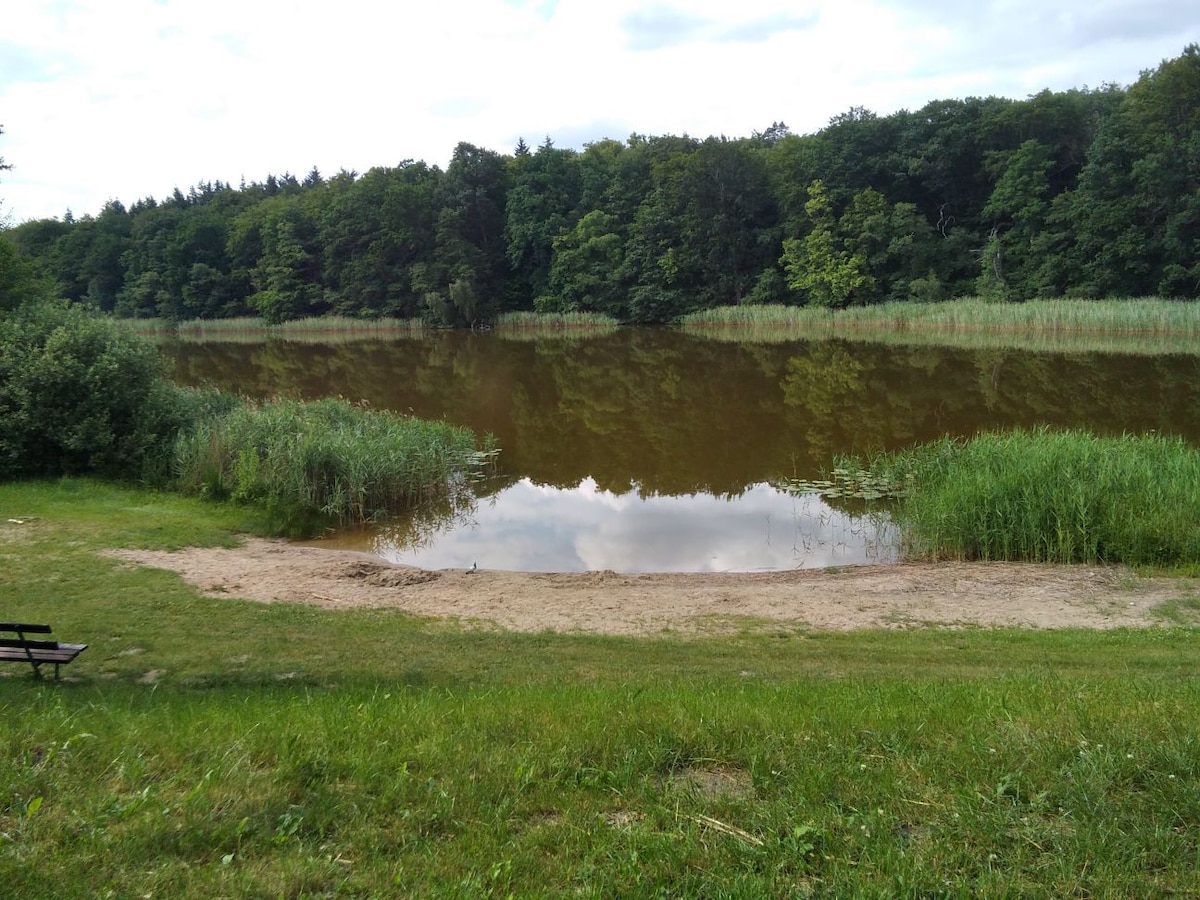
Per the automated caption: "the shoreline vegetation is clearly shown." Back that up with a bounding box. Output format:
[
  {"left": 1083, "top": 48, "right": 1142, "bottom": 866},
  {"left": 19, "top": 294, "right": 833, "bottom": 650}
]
[
  {"left": 122, "top": 314, "right": 430, "bottom": 344},
  {"left": 1, "top": 303, "right": 498, "bottom": 538},
  {"left": 171, "top": 397, "right": 498, "bottom": 536},
  {"left": 679, "top": 297, "right": 1200, "bottom": 354},
  {"left": 783, "top": 429, "right": 1200, "bottom": 571},
  {"left": 492, "top": 310, "right": 620, "bottom": 339},
  {"left": 3, "top": 479, "right": 1200, "bottom": 895},
  {"left": 118, "top": 299, "right": 1200, "bottom": 355},
  {"left": 120, "top": 310, "right": 623, "bottom": 343}
]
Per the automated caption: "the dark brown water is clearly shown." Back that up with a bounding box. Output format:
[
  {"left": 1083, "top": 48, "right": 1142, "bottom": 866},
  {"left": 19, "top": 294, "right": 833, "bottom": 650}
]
[{"left": 161, "top": 330, "right": 1200, "bottom": 571}]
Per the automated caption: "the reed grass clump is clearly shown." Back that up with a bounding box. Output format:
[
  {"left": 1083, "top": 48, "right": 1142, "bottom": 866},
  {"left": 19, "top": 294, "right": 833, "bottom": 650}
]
[
  {"left": 275, "top": 316, "right": 427, "bottom": 341},
  {"left": 493, "top": 310, "right": 620, "bottom": 338},
  {"left": 122, "top": 316, "right": 428, "bottom": 344},
  {"left": 881, "top": 428, "right": 1200, "bottom": 566},
  {"left": 171, "top": 397, "right": 495, "bottom": 534}
]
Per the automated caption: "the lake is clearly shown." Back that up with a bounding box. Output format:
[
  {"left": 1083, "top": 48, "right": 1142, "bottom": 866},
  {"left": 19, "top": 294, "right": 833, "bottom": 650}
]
[{"left": 161, "top": 329, "right": 1200, "bottom": 572}]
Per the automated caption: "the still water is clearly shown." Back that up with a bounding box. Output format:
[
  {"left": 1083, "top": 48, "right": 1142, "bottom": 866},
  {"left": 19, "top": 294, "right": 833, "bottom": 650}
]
[{"left": 161, "top": 329, "right": 1200, "bottom": 572}]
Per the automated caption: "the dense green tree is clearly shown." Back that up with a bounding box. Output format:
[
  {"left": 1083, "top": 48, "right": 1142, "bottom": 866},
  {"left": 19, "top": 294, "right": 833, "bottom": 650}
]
[
  {"left": 1064, "top": 45, "right": 1200, "bottom": 297},
  {"left": 979, "top": 139, "right": 1061, "bottom": 298},
  {"left": 505, "top": 142, "right": 582, "bottom": 306},
  {"left": 428, "top": 143, "right": 509, "bottom": 325},
  {"left": 781, "top": 180, "right": 872, "bottom": 308},
  {"left": 543, "top": 210, "right": 626, "bottom": 314},
  {"left": 0, "top": 236, "right": 51, "bottom": 311},
  {"left": 676, "top": 137, "right": 779, "bottom": 306},
  {"left": 249, "top": 195, "right": 325, "bottom": 323},
  {"left": 320, "top": 162, "right": 439, "bottom": 317},
  {"left": 49, "top": 200, "right": 132, "bottom": 309}
]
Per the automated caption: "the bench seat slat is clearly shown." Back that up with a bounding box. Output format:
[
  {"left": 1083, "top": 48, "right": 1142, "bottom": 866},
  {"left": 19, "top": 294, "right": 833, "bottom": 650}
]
[
  {"left": 0, "top": 623, "right": 87, "bottom": 677},
  {"left": 0, "top": 644, "right": 87, "bottom": 663}
]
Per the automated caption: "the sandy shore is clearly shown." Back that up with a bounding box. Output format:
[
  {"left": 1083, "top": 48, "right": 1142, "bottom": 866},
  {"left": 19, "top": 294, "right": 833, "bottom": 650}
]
[{"left": 101, "top": 537, "right": 1199, "bottom": 636}]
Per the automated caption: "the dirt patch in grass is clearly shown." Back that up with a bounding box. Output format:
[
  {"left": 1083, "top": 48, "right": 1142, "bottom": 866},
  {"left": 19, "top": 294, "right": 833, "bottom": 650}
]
[{"left": 102, "top": 538, "right": 1199, "bottom": 636}]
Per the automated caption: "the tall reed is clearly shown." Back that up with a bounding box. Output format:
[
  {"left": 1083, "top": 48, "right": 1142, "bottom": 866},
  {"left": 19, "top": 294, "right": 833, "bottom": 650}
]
[
  {"left": 121, "top": 316, "right": 428, "bottom": 344},
  {"left": 680, "top": 299, "right": 1200, "bottom": 354},
  {"left": 880, "top": 428, "right": 1200, "bottom": 566},
  {"left": 493, "top": 310, "right": 620, "bottom": 338},
  {"left": 171, "top": 398, "right": 495, "bottom": 534}
]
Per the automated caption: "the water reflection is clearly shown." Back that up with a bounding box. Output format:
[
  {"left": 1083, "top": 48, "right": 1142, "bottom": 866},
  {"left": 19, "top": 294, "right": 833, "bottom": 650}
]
[
  {"left": 162, "top": 330, "right": 1200, "bottom": 572},
  {"left": 362, "top": 479, "right": 897, "bottom": 573}
]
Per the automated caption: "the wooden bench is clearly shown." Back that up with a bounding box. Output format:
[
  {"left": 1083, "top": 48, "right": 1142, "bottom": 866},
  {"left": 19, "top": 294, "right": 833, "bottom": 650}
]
[{"left": 0, "top": 623, "right": 87, "bottom": 679}]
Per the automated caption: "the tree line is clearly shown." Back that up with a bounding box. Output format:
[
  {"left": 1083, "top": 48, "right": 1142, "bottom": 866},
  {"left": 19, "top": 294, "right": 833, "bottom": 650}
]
[{"left": 5, "top": 46, "right": 1199, "bottom": 325}]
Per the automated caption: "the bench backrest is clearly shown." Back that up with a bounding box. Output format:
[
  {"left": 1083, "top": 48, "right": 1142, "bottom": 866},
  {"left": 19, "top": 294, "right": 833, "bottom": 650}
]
[
  {"left": 0, "top": 637, "right": 60, "bottom": 650},
  {"left": 0, "top": 624, "right": 58, "bottom": 650}
]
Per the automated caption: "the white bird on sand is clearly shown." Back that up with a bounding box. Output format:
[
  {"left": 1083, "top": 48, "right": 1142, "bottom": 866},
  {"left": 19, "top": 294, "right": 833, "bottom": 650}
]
[{"left": 466, "top": 562, "right": 477, "bottom": 574}]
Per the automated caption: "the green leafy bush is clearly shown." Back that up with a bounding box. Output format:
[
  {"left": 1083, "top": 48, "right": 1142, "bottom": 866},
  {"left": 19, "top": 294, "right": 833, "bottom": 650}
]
[{"left": 0, "top": 301, "right": 206, "bottom": 480}]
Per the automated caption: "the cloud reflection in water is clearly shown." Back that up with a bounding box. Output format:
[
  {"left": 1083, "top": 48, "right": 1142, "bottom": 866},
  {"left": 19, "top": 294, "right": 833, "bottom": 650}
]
[{"left": 375, "top": 478, "right": 897, "bottom": 573}]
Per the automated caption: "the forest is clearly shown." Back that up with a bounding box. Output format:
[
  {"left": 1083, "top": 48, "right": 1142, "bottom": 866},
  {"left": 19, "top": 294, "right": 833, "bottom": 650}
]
[{"left": 4, "top": 45, "right": 1198, "bottom": 326}]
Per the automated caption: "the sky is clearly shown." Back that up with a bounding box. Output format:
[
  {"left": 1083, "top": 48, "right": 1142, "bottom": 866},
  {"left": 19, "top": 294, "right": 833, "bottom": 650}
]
[{"left": 2, "top": 0, "right": 1196, "bottom": 224}]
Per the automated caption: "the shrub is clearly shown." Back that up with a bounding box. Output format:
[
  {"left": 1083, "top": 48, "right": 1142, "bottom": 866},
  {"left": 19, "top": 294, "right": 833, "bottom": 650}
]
[{"left": 0, "top": 302, "right": 196, "bottom": 480}]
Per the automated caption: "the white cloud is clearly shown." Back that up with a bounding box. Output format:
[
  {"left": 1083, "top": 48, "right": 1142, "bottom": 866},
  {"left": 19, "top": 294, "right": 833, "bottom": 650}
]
[
  {"left": 374, "top": 478, "right": 895, "bottom": 572},
  {"left": 2, "top": 0, "right": 1196, "bottom": 222}
]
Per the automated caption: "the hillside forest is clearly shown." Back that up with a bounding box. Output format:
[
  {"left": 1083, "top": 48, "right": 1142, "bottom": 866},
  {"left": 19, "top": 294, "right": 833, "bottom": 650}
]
[{"left": 4, "top": 46, "right": 1199, "bottom": 326}]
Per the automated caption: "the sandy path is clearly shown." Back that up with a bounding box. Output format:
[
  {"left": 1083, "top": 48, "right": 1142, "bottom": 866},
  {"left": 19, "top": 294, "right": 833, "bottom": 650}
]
[{"left": 101, "top": 538, "right": 1199, "bottom": 635}]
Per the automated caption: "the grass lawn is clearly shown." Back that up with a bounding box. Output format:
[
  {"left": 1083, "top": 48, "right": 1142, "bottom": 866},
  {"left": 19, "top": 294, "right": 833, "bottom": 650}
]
[{"left": 2, "top": 479, "right": 1199, "bottom": 896}]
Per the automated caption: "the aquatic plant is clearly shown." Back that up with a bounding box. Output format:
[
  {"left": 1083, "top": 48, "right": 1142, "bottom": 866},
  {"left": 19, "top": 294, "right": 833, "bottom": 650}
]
[
  {"left": 171, "top": 397, "right": 497, "bottom": 535},
  {"left": 121, "top": 315, "right": 428, "bottom": 344},
  {"left": 493, "top": 310, "right": 620, "bottom": 339},
  {"left": 813, "top": 428, "right": 1200, "bottom": 567},
  {"left": 680, "top": 299, "right": 1200, "bottom": 355}
]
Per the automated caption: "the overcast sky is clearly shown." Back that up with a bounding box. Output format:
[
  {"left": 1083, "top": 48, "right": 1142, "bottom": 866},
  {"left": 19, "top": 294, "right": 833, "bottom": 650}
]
[{"left": 2, "top": 0, "right": 1195, "bottom": 224}]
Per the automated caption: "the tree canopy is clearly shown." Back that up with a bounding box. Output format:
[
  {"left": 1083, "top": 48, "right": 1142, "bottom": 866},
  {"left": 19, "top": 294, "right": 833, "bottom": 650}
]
[{"left": 6, "top": 46, "right": 1200, "bottom": 324}]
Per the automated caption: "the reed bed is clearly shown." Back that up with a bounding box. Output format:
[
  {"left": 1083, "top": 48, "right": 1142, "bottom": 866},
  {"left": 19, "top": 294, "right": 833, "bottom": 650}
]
[
  {"left": 493, "top": 310, "right": 621, "bottom": 339},
  {"left": 680, "top": 299, "right": 1200, "bottom": 355},
  {"left": 171, "top": 397, "right": 495, "bottom": 534},
  {"left": 276, "top": 316, "right": 427, "bottom": 340},
  {"left": 873, "top": 428, "right": 1200, "bottom": 566},
  {"left": 121, "top": 316, "right": 428, "bottom": 344}
]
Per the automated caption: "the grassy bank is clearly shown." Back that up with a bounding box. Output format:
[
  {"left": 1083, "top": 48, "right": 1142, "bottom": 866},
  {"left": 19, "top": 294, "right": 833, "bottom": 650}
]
[
  {"left": 680, "top": 298, "right": 1200, "bottom": 354},
  {"left": 3, "top": 479, "right": 1200, "bottom": 895}
]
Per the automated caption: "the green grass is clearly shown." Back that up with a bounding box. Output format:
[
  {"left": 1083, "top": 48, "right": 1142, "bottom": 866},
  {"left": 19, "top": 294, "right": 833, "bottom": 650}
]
[
  {"left": 3, "top": 479, "right": 1200, "bottom": 895},
  {"left": 837, "top": 429, "right": 1200, "bottom": 567},
  {"left": 680, "top": 298, "right": 1200, "bottom": 354},
  {"left": 170, "top": 397, "right": 496, "bottom": 535}
]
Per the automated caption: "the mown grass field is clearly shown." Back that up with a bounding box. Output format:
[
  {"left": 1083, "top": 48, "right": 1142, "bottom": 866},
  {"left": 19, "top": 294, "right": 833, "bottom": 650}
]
[{"left": 3, "top": 480, "right": 1200, "bottom": 897}]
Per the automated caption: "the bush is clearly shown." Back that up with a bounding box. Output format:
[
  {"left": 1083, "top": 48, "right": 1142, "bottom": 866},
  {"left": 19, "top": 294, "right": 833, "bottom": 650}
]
[{"left": 0, "top": 301, "right": 195, "bottom": 480}]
